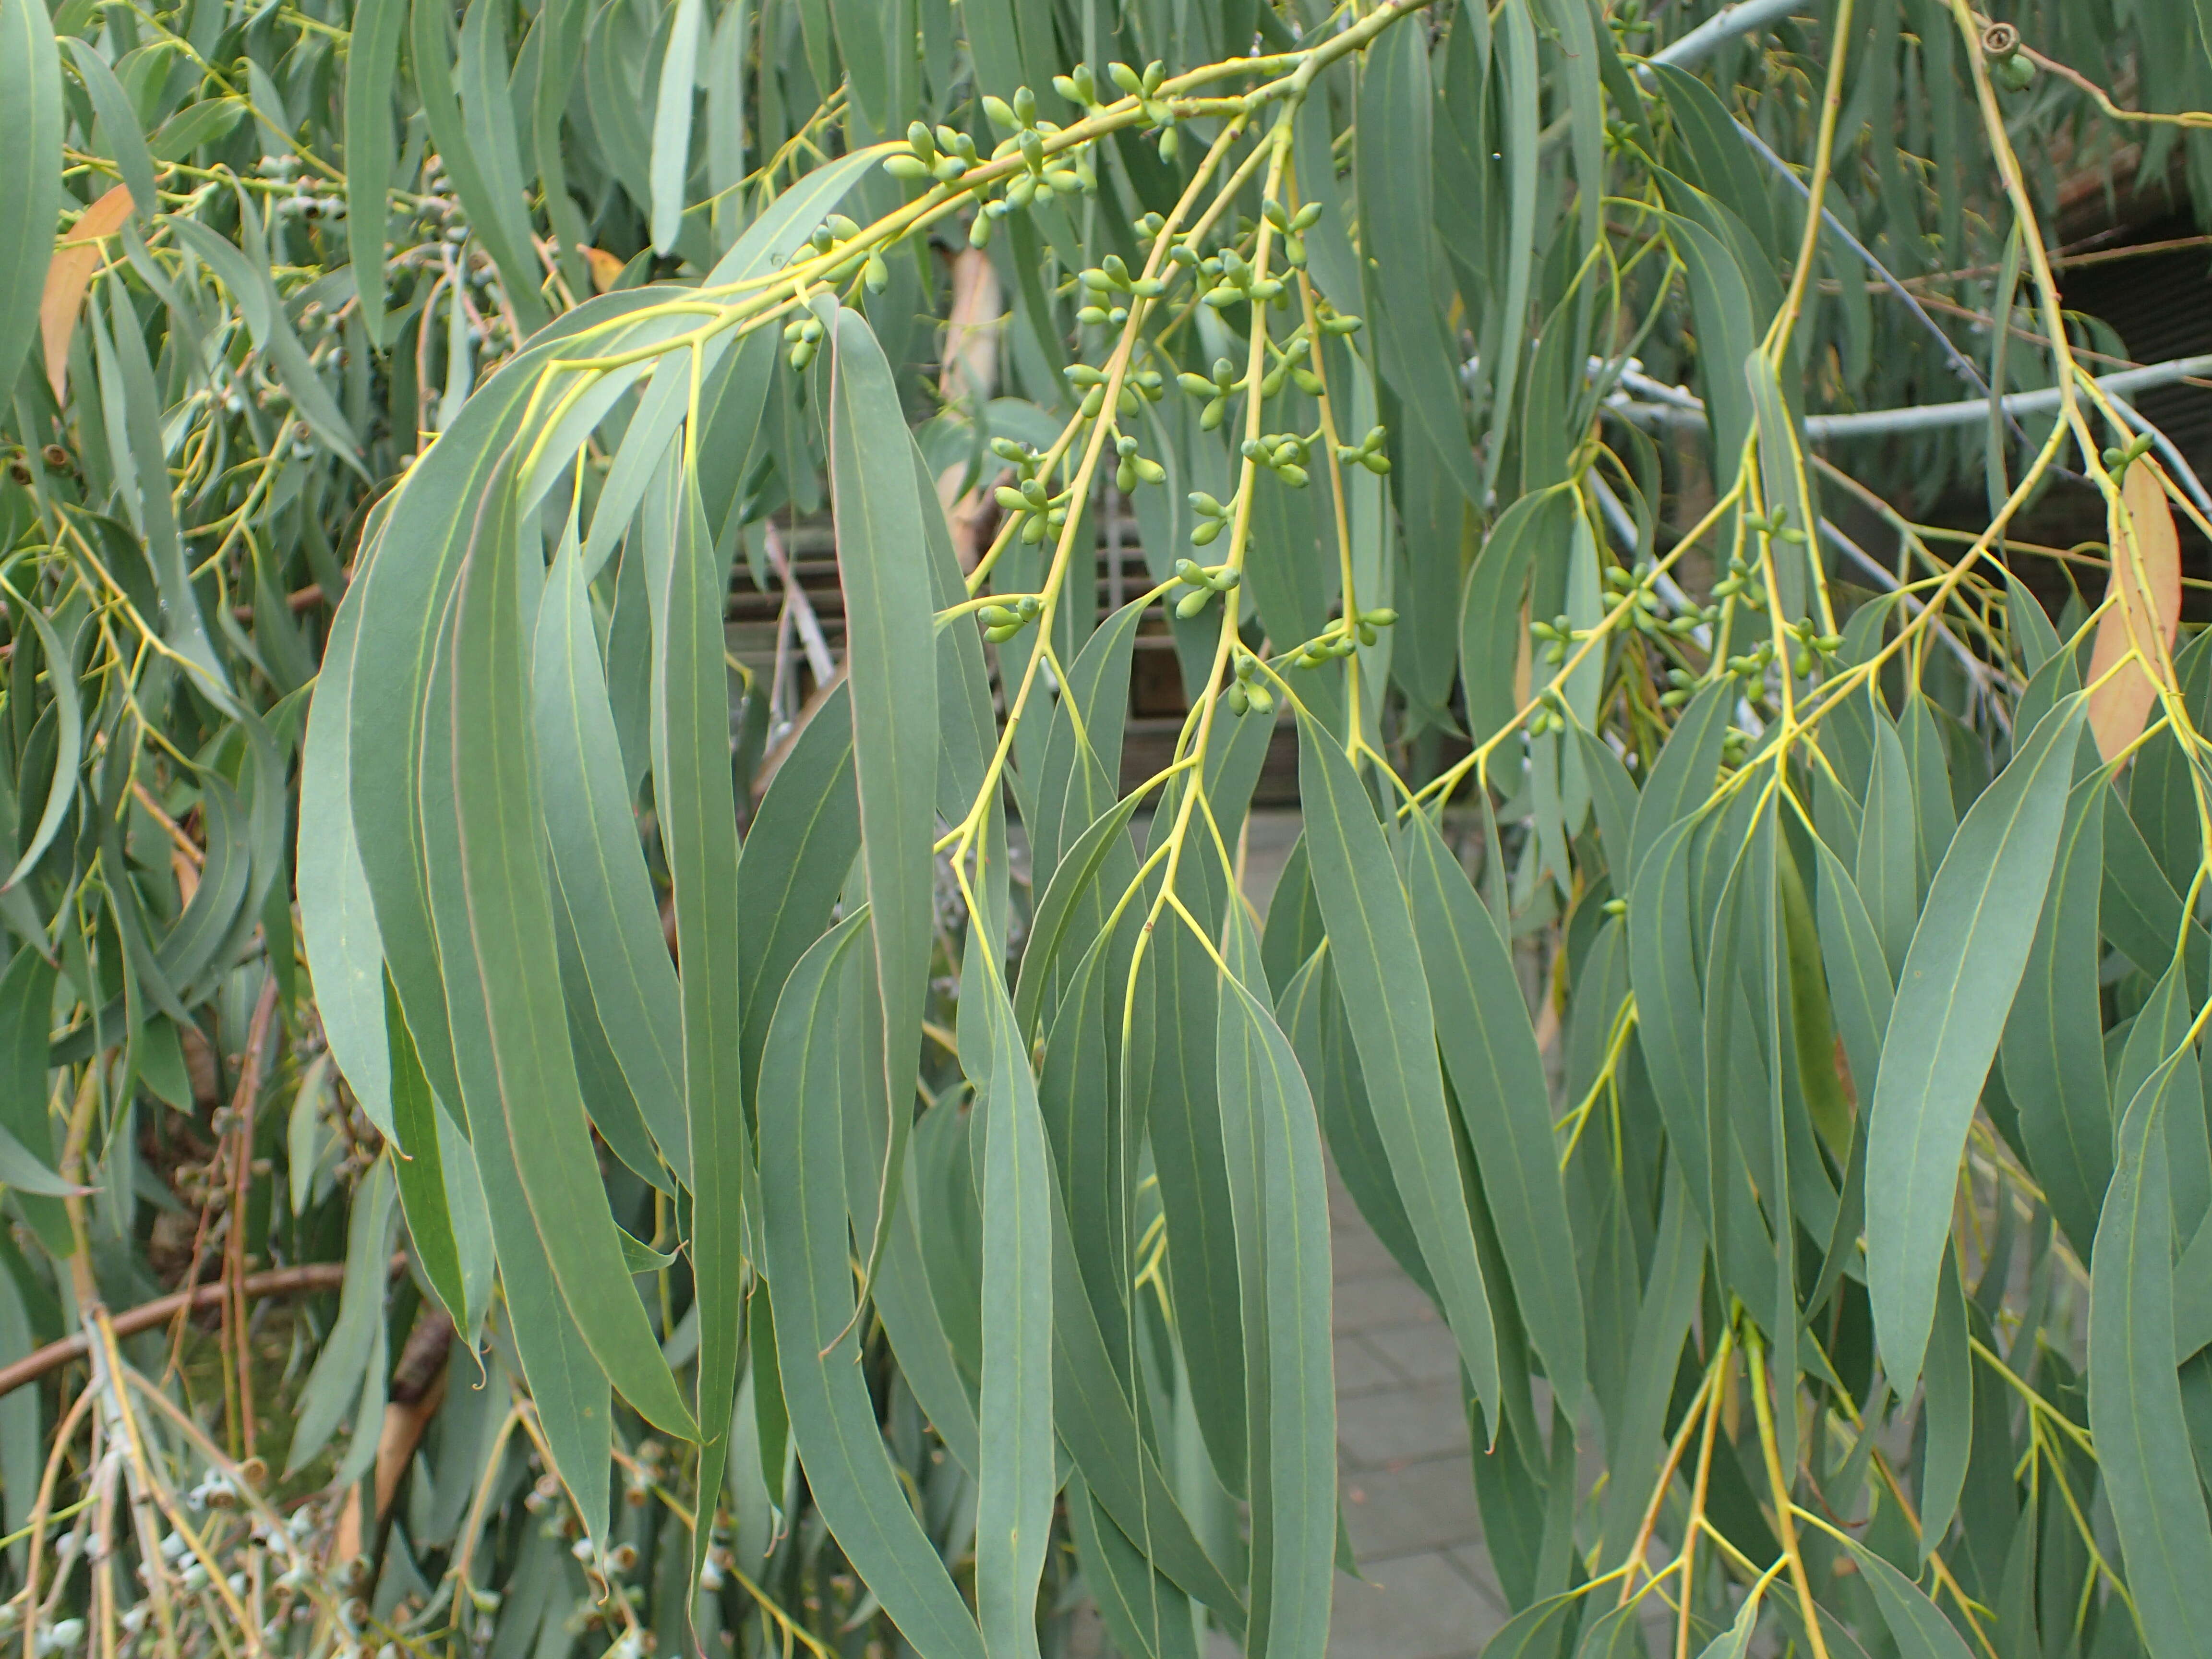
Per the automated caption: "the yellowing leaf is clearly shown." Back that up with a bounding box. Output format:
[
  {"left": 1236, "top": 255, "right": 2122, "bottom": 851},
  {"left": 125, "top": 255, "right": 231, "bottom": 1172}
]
[
  {"left": 582, "top": 244, "right": 626, "bottom": 293},
  {"left": 39, "top": 182, "right": 133, "bottom": 401},
  {"left": 2086, "top": 462, "right": 2180, "bottom": 762}
]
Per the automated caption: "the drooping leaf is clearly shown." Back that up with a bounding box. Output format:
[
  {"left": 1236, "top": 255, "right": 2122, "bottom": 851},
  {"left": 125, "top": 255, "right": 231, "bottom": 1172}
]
[
  {"left": 758, "top": 914, "right": 985, "bottom": 1659},
  {"left": 0, "top": 0, "right": 61, "bottom": 391},
  {"left": 1296, "top": 710, "right": 1500, "bottom": 1413},
  {"left": 1867, "top": 693, "right": 2086, "bottom": 1387}
]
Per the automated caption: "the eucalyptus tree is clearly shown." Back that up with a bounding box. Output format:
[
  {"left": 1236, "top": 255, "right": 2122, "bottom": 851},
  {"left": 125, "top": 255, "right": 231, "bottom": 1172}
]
[{"left": 6, "top": 0, "right": 2212, "bottom": 1656}]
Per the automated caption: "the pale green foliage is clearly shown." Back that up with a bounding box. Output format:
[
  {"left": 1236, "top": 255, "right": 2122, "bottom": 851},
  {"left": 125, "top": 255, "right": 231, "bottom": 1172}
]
[{"left": 6, "top": 1, "right": 2212, "bottom": 1659}]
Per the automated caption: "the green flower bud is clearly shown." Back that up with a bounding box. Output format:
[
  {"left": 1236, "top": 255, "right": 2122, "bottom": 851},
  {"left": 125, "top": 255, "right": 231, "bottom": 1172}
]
[
  {"left": 1189, "top": 491, "right": 1224, "bottom": 517},
  {"left": 1013, "top": 85, "right": 1036, "bottom": 123},
  {"left": 1210, "top": 567, "right": 1241, "bottom": 591},
  {"left": 1275, "top": 463, "right": 1310, "bottom": 488},
  {"left": 1192, "top": 517, "right": 1224, "bottom": 545},
  {"left": 1200, "top": 397, "right": 1227, "bottom": 431},
  {"left": 882, "top": 154, "right": 934, "bottom": 180},
  {"left": 1132, "top": 457, "right": 1165, "bottom": 485},
  {"left": 985, "top": 622, "right": 1024, "bottom": 642},
  {"left": 1227, "top": 683, "right": 1251, "bottom": 716},
  {"left": 863, "top": 254, "right": 890, "bottom": 292},
  {"left": 1109, "top": 61, "right": 1143, "bottom": 95},
  {"left": 1364, "top": 608, "right": 1398, "bottom": 627},
  {"left": 984, "top": 96, "right": 1019, "bottom": 131},
  {"left": 1175, "top": 588, "right": 1214, "bottom": 618},
  {"left": 980, "top": 604, "right": 1020, "bottom": 626},
  {"left": 995, "top": 486, "right": 1028, "bottom": 511}
]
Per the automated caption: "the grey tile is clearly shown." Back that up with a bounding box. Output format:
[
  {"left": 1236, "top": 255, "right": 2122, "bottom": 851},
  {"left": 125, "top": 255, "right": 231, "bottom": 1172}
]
[
  {"left": 1334, "top": 1335, "right": 1402, "bottom": 1397},
  {"left": 1329, "top": 1551, "right": 1509, "bottom": 1659},
  {"left": 1365, "top": 1320, "right": 1465, "bottom": 1387},
  {"left": 1337, "top": 1382, "right": 1471, "bottom": 1468},
  {"left": 1331, "top": 1224, "right": 1404, "bottom": 1283},
  {"left": 1340, "top": 1456, "right": 1483, "bottom": 1560},
  {"left": 1446, "top": 1545, "right": 1508, "bottom": 1609},
  {"left": 1332, "top": 1273, "right": 1442, "bottom": 1336}
]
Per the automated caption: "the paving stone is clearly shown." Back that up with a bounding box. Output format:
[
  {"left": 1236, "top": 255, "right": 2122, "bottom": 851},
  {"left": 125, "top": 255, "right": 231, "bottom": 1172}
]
[
  {"left": 1331, "top": 1223, "right": 1404, "bottom": 1283},
  {"left": 1445, "top": 1545, "right": 1510, "bottom": 1611},
  {"left": 1334, "top": 1334, "right": 1402, "bottom": 1397},
  {"left": 1365, "top": 1319, "right": 1465, "bottom": 1387},
  {"left": 1337, "top": 1380, "right": 1472, "bottom": 1468},
  {"left": 1331, "top": 1272, "right": 1442, "bottom": 1336},
  {"left": 1328, "top": 1551, "right": 1510, "bottom": 1659},
  {"left": 1340, "top": 1455, "right": 1484, "bottom": 1559}
]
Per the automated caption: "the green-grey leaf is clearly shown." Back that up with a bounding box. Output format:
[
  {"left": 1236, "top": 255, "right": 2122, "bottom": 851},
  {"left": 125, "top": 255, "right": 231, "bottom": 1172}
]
[
  {"left": 1296, "top": 710, "right": 1499, "bottom": 1413},
  {"left": 649, "top": 0, "right": 705, "bottom": 253},
  {"left": 758, "top": 914, "right": 985, "bottom": 1659},
  {"left": 1403, "top": 809, "right": 1587, "bottom": 1413},
  {"left": 0, "top": 0, "right": 61, "bottom": 390},
  {"left": 828, "top": 307, "right": 938, "bottom": 1269},
  {"left": 444, "top": 454, "right": 696, "bottom": 1439},
  {"left": 2091, "top": 1046, "right": 2212, "bottom": 1659},
  {"left": 1866, "top": 693, "right": 2086, "bottom": 1387},
  {"left": 345, "top": 0, "right": 408, "bottom": 346}
]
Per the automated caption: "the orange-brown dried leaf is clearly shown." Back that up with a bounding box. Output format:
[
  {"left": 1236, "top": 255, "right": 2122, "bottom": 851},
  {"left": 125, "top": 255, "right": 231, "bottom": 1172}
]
[
  {"left": 38, "top": 182, "right": 134, "bottom": 401},
  {"left": 2086, "top": 461, "right": 2181, "bottom": 762}
]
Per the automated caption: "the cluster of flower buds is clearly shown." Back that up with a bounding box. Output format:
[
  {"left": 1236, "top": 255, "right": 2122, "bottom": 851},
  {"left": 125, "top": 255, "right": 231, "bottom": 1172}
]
[
  {"left": 2100, "top": 430, "right": 2155, "bottom": 478},
  {"left": 1603, "top": 565, "right": 1698, "bottom": 647},
  {"left": 989, "top": 437, "right": 1075, "bottom": 543},
  {"left": 804, "top": 216, "right": 890, "bottom": 294},
  {"left": 1333, "top": 424, "right": 1392, "bottom": 474},
  {"left": 781, "top": 313, "right": 825, "bottom": 370},
  {"left": 1530, "top": 613, "right": 1581, "bottom": 667},
  {"left": 1106, "top": 60, "right": 1180, "bottom": 156},
  {"left": 977, "top": 595, "right": 1044, "bottom": 643},
  {"left": 1114, "top": 434, "right": 1166, "bottom": 491},
  {"left": 1242, "top": 431, "right": 1313, "bottom": 489},
  {"left": 967, "top": 87, "right": 1098, "bottom": 244},
  {"left": 1259, "top": 197, "right": 1324, "bottom": 268},
  {"left": 1176, "top": 357, "right": 1244, "bottom": 432},
  {"left": 882, "top": 121, "right": 982, "bottom": 183},
  {"left": 1710, "top": 550, "right": 1767, "bottom": 611},
  {"left": 1526, "top": 681, "right": 1576, "bottom": 736},
  {"left": 1050, "top": 64, "right": 1101, "bottom": 108},
  {"left": 1076, "top": 254, "right": 1166, "bottom": 326},
  {"left": 1225, "top": 652, "right": 1274, "bottom": 718},
  {"left": 1061, "top": 360, "right": 1163, "bottom": 419},
  {"left": 1188, "top": 490, "right": 1233, "bottom": 545},
  {"left": 1256, "top": 332, "right": 1321, "bottom": 400},
  {"left": 1288, "top": 609, "right": 1394, "bottom": 668},
  {"left": 1200, "top": 245, "right": 1286, "bottom": 311},
  {"left": 1748, "top": 503, "right": 1808, "bottom": 547},
  {"left": 1170, "top": 558, "right": 1239, "bottom": 618}
]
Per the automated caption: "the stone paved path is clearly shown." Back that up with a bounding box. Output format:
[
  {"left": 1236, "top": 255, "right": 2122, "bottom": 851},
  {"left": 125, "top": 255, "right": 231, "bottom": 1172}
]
[{"left": 1324, "top": 1173, "right": 1512, "bottom": 1659}]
